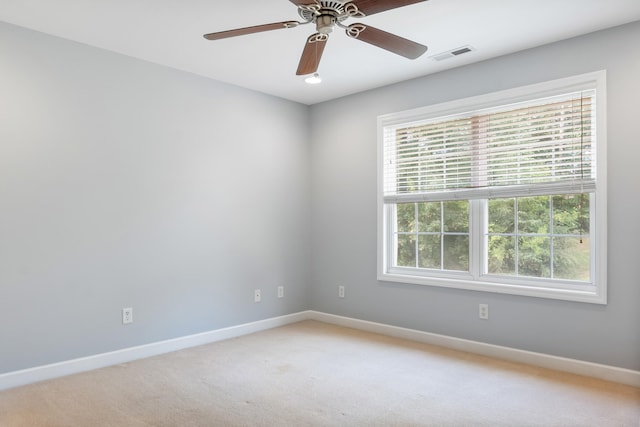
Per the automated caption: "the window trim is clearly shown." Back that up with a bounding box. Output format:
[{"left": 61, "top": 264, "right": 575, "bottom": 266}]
[{"left": 377, "top": 71, "right": 607, "bottom": 304}]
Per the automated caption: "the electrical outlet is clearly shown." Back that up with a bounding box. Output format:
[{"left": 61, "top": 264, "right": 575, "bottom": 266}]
[
  {"left": 277, "top": 286, "right": 284, "bottom": 298},
  {"left": 122, "top": 307, "right": 133, "bottom": 324},
  {"left": 338, "top": 285, "right": 345, "bottom": 298},
  {"left": 479, "top": 304, "right": 489, "bottom": 320},
  {"left": 254, "top": 289, "right": 261, "bottom": 303}
]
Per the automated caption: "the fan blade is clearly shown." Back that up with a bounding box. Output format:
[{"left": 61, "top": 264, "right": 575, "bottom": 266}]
[
  {"left": 296, "top": 34, "right": 328, "bottom": 75},
  {"left": 345, "top": 0, "right": 427, "bottom": 16},
  {"left": 289, "top": 0, "right": 318, "bottom": 5},
  {"left": 346, "top": 24, "right": 427, "bottom": 59},
  {"left": 203, "top": 21, "right": 299, "bottom": 41}
]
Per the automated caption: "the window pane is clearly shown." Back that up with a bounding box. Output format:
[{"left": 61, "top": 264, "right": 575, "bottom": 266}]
[
  {"left": 396, "top": 203, "right": 415, "bottom": 233},
  {"left": 518, "top": 236, "right": 551, "bottom": 278},
  {"left": 396, "top": 234, "right": 416, "bottom": 267},
  {"left": 488, "top": 198, "right": 515, "bottom": 234},
  {"left": 418, "top": 235, "right": 441, "bottom": 269},
  {"left": 488, "top": 235, "right": 515, "bottom": 275},
  {"left": 518, "top": 196, "right": 550, "bottom": 234},
  {"left": 553, "top": 194, "right": 590, "bottom": 235},
  {"left": 443, "top": 235, "right": 469, "bottom": 271},
  {"left": 443, "top": 201, "right": 468, "bottom": 232},
  {"left": 417, "top": 202, "right": 441, "bottom": 232},
  {"left": 554, "top": 237, "right": 591, "bottom": 281}
]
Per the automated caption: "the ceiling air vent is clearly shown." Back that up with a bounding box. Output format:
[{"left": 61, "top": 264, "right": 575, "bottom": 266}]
[{"left": 430, "top": 45, "right": 475, "bottom": 61}]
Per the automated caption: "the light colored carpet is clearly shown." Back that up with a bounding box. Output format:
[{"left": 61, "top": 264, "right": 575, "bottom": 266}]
[{"left": 0, "top": 320, "right": 638, "bottom": 426}]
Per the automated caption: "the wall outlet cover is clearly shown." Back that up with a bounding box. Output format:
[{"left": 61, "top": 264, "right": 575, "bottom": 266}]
[{"left": 122, "top": 307, "right": 133, "bottom": 324}]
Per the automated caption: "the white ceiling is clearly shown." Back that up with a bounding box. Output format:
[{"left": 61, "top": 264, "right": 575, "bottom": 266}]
[{"left": 1, "top": 0, "right": 639, "bottom": 105}]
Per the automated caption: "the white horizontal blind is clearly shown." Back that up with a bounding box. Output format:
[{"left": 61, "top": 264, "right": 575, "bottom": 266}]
[{"left": 383, "top": 91, "right": 596, "bottom": 203}]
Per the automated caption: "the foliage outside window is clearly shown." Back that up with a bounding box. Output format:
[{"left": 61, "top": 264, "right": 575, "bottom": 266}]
[{"left": 378, "top": 72, "right": 607, "bottom": 303}]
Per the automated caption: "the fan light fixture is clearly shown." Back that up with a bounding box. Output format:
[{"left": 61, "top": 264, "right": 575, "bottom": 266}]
[{"left": 305, "top": 73, "right": 322, "bottom": 84}]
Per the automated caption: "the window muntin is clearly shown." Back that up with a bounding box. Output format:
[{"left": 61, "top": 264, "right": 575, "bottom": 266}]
[{"left": 378, "top": 72, "right": 606, "bottom": 304}]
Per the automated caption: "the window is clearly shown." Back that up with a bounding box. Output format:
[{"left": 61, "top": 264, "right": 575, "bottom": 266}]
[{"left": 378, "top": 72, "right": 607, "bottom": 303}]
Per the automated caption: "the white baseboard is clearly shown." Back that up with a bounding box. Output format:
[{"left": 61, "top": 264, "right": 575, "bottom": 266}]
[
  {"left": 0, "top": 312, "right": 308, "bottom": 392},
  {"left": 1, "top": 310, "right": 638, "bottom": 391},
  {"left": 307, "top": 311, "right": 640, "bottom": 388}
]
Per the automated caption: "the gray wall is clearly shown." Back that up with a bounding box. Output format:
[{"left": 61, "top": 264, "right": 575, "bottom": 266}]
[
  {"left": 309, "top": 21, "right": 640, "bottom": 371},
  {"left": 2, "top": 19, "right": 639, "bottom": 376},
  {"left": 0, "top": 22, "right": 310, "bottom": 374}
]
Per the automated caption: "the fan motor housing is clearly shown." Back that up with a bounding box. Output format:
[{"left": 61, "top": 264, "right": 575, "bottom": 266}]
[{"left": 298, "top": 1, "right": 349, "bottom": 24}]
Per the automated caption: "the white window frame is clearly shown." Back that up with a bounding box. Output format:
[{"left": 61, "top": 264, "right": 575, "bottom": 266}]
[{"left": 377, "top": 71, "right": 607, "bottom": 304}]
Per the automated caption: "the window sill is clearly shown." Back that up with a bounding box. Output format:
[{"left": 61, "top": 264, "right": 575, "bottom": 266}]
[{"left": 379, "top": 270, "right": 606, "bottom": 305}]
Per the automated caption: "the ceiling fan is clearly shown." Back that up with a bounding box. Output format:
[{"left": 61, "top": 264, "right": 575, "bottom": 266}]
[{"left": 203, "top": 0, "right": 428, "bottom": 76}]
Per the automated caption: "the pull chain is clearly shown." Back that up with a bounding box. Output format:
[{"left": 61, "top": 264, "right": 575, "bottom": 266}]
[
  {"left": 579, "top": 192, "right": 584, "bottom": 244},
  {"left": 579, "top": 95, "right": 585, "bottom": 245}
]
